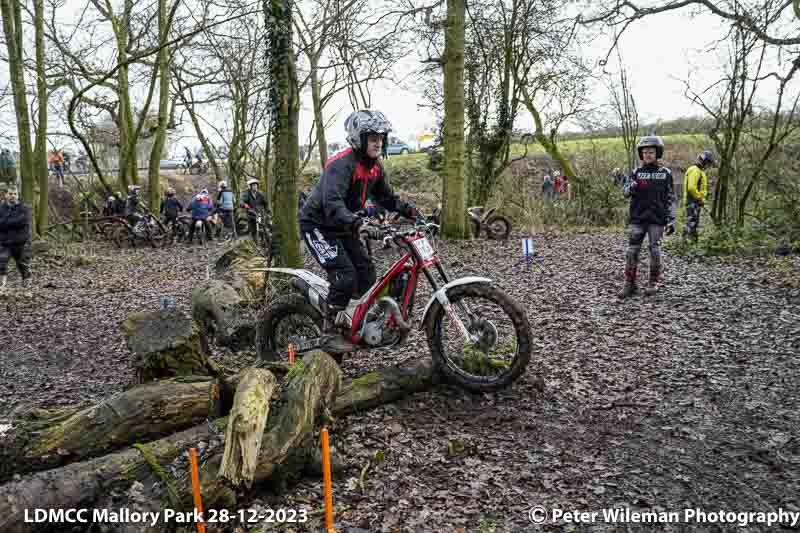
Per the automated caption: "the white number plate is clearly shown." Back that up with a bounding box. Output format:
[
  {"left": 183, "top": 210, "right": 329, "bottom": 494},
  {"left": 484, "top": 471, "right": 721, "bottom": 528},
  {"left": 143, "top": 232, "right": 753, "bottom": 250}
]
[{"left": 412, "top": 237, "right": 435, "bottom": 261}]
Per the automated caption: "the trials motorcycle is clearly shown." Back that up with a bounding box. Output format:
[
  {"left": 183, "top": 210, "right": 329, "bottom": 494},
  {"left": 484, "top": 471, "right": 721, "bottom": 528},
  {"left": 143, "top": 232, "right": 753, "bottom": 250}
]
[{"left": 254, "top": 216, "right": 532, "bottom": 392}]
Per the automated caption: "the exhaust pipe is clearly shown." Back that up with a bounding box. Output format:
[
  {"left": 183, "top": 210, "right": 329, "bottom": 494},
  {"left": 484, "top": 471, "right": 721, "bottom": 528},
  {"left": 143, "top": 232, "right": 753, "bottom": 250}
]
[{"left": 377, "top": 296, "right": 412, "bottom": 335}]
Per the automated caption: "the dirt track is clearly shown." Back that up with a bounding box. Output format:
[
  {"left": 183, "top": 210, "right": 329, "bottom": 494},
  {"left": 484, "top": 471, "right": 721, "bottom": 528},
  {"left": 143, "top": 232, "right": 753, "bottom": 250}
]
[{"left": 1, "top": 231, "right": 799, "bottom": 532}]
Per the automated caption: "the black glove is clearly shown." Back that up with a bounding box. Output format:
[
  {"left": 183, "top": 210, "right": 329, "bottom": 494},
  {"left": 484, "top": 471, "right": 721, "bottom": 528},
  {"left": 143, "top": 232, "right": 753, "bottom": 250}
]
[
  {"left": 405, "top": 205, "right": 419, "bottom": 220},
  {"left": 665, "top": 223, "right": 675, "bottom": 236}
]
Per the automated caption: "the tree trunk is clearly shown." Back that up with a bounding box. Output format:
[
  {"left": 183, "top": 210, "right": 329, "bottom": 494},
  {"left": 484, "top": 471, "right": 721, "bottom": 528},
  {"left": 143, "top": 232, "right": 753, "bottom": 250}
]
[
  {"left": 310, "top": 57, "right": 328, "bottom": 166},
  {"left": 33, "top": 0, "right": 48, "bottom": 236},
  {"left": 441, "top": 0, "right": 468, "bottom": 240},
  {"left": 521, "top": 88, "right": 577, "bottom": 180},
  {"left": 146, "top": 0, "right": 170, "bottom": 212},
  {"left": 1, "top": 0, "right": 36, "bottom": 204},
  {"left": 267, "top": 0, "right": 302, "bottom": 267}
]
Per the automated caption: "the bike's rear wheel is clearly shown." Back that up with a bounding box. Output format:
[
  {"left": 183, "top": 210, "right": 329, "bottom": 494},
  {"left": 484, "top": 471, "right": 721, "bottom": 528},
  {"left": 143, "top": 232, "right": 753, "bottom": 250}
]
[
  {"left": 425, "top": 282, "right": 532, "bottom": 392},
  {"left": 256, "top": 295, "right": 323, "bottom": 361}
]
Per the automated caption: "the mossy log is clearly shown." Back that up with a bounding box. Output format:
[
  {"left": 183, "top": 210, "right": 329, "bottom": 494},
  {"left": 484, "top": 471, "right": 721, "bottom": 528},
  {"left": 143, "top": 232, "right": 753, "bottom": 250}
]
[
  {"left": 0, "top": 376, "right": 223, "bottom": 484},
  {"left": 122, "top": 309, "right": 218, "bottom": 384},
  {"left": 218, "top": 368, "right": 277, "bottom": 488}
]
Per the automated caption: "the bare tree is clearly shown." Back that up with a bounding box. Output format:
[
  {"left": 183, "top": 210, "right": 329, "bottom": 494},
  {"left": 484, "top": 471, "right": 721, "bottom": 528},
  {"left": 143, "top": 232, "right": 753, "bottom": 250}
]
[{"left": 607, "top": 50, "right": 639, "bottom": 174}]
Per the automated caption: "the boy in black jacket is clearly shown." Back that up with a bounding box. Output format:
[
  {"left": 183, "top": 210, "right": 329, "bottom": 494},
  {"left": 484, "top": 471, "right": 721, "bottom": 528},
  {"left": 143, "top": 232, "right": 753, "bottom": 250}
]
[
  {"left": 299, "top": 109, "right": 418, "bottom": 353},
  {"left": 0, "top": 186, "right": 33, "bottom": 292},
  {"left": 620, "top": 136, "right": 676, "bottom": 298}
]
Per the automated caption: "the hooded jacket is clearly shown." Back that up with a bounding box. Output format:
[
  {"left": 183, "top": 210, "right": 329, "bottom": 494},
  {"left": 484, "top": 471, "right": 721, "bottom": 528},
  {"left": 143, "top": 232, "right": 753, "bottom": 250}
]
[{"left": 299, "top": 148, "right": 412, "bottom": 234}]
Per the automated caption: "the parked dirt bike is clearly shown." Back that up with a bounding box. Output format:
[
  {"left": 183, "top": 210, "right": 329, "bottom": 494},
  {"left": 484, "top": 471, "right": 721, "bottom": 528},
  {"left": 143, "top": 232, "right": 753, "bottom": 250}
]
[
  {"left": 254, "top": 216, "right": 532, "bottom": 392},
  {"left": 467, "top": 206, "right": 511, "bottom": 240},
  {"left": 429, "top": 205, "right": 511, "bottom": 240}
]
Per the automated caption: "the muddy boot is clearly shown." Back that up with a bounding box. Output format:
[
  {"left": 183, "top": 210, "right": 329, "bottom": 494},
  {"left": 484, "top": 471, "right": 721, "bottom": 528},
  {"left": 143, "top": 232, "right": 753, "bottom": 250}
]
[
  {"left": 0, "top": 275, "right": 6, "bottom": 296},
  {"left": 618, "top": 266, "right": 637, "bottom": 299},
  {"left": 320, "top": 307, "right": 354, "bottom": 357}
]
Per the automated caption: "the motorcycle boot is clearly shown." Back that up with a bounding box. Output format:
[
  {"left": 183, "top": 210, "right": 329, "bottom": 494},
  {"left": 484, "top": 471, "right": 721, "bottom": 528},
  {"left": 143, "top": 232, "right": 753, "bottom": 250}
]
[{"left": 321, "top": 305, "right": 355, "bottom": 356}]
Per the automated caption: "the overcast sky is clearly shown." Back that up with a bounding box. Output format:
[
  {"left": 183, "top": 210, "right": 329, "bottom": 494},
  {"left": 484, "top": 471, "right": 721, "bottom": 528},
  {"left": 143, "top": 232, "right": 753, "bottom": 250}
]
[{"left": 0, "top": 1, "right": 780, "bottom": 156}]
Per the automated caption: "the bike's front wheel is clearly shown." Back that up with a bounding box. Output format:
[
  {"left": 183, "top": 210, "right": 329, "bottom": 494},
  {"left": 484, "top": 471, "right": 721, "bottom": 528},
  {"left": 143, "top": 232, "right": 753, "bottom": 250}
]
[{"left": 425, "top": 282, "right": 532, "bottom": 392}]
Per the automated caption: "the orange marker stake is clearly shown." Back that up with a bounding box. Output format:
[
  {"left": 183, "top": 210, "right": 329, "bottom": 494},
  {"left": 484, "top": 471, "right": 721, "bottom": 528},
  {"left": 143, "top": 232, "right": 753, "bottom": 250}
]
[
  {"left": 288, "top": 343, "right": 296, "bottom": 366},
  {"left": 189, "top": 448, "right": 206, "bottom": 533},
  {"left": 321, "top": 426, "right": 336, "bottom": 533}
]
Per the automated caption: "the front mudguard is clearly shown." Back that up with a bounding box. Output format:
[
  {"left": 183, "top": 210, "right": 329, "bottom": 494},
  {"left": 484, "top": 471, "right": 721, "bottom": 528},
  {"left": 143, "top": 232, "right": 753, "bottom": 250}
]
[{"left": 419, "top": 276, "right": 492, "bottom": 330}]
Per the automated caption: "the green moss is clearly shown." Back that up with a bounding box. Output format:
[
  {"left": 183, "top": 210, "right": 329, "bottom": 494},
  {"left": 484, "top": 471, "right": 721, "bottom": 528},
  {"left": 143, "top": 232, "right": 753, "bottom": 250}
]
[
  {"left": 350, "top": 372, "right": 382, "bottom": 388},
  {"left": 132, "top": 443, "right": 180, "bottom": 508}
]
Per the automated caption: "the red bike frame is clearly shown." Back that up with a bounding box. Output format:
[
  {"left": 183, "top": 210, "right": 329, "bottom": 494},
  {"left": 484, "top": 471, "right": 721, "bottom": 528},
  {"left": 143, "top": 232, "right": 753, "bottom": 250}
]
[{"left": 348, "top": 230, "right": 448, "bottom": 345}]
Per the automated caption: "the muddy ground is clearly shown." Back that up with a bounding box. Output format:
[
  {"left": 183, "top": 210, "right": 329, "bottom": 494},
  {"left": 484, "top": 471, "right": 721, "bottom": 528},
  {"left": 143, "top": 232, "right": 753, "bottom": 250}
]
[{"left": 1, "top": 230, "right": 799, "bottom": 532}]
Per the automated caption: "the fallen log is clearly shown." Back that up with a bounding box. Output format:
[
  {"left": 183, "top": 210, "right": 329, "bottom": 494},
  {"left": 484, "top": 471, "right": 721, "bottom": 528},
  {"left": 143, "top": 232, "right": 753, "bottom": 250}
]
[
  {"left": 0, "top": 358, "right": 435, "bottom": 483},
  {"left": 0, "top": 376, "right": 222, "bottom": 484}
]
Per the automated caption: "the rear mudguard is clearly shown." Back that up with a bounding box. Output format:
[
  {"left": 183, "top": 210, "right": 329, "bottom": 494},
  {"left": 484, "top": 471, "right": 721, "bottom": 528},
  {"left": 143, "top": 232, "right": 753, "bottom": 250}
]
[
  {"left": 419, "top": 276, "right": 492, "bottom": 330},
  {"left": 261, "top": 268, "right": 330, "bottom": 315}
]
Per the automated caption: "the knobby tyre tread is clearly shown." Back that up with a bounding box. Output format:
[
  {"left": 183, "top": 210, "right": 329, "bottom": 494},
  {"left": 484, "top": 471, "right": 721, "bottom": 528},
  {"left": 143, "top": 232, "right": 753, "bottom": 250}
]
[
  {"left": 256, "top": 295, "right": 323, "bottom": 361},
  {"left": 425, "top": 282, "right": 532, "bottom": 392}
]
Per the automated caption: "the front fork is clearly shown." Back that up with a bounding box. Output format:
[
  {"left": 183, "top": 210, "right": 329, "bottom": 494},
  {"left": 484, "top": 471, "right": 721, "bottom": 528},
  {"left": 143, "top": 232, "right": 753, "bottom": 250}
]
[{"left": 423, "top": 263, "right": 478, "bottom": 344}]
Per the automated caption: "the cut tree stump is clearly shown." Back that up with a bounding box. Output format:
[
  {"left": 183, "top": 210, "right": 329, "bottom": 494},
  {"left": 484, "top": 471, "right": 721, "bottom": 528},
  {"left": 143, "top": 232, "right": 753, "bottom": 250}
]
[
  {"left": 122, "top": 309, "right": 217, "bottom": 384},
  {"left": 213, "top": 240, "right": 268, "bottom": 300},
  {"left": 218, "top": 368, "right": 277, "bottom": 488}
]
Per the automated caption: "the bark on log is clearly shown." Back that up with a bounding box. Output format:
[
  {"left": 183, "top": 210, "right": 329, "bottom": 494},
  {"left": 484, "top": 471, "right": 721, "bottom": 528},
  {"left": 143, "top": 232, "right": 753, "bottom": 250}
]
[
  {"left": 0, "top": 376, "right": 221, "bottom": 484},
  {"left": 218, "top": 369, "right": 277, "bottom": 488},
  {"left": 122, "top": 309, "right": 217, "bottom": 384}
]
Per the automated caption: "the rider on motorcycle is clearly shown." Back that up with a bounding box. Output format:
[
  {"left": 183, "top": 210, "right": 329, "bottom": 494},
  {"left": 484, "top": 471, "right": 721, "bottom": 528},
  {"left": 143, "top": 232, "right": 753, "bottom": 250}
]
[
  {"left": 125, "top": 185, "right": 144, "bottom": 227},
  {"left": 160, "top": 187, "right": 183, "bottom": 227},
  {"left": 240, "top": 179, "right": 269, "bottom": 242},
  {"left": 186, "top": 189, "right": 214, "bottom": 244},
  {"left": 299, "top": 109, "right": 418, "bottom": 353}
]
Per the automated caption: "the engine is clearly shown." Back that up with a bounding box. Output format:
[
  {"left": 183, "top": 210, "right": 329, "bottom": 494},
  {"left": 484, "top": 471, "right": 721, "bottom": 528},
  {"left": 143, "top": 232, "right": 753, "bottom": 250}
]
[{"left": 361, "top": 297, "right": 411, "bottom": 347}]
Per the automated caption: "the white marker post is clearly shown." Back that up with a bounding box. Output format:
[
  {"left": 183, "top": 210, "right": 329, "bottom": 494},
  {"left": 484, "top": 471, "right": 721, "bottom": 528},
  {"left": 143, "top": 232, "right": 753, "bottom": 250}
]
[{"left": 522, "top": 237, "right": 535, "bottom": 272}]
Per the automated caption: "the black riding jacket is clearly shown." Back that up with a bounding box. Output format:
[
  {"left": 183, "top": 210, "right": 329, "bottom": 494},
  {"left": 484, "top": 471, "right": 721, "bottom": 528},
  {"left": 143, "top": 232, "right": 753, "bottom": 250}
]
[
  {"left": 299, "top": 148, "right": 412, "bottom": 234},
  {"left": 0, "top": 202, "right": 32, "bottom": 245},
  {"left": 623, "top": 163, "right": 676, "bottom": 226}
]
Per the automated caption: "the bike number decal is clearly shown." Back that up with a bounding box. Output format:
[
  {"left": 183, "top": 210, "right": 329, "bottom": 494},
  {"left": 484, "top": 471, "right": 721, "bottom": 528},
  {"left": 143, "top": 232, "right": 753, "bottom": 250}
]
[{"left": 412, "top": 237, "right": 435, "bottom": 261}]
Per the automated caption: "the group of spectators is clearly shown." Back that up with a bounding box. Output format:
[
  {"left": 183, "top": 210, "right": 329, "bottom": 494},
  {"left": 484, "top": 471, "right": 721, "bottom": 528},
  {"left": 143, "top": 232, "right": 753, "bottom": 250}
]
[
  {"left": 541, "top": 172, "right": 571, "bottom": 200},
  {"left": 108, "top": 179, "right": 269, "bottom": 245}
]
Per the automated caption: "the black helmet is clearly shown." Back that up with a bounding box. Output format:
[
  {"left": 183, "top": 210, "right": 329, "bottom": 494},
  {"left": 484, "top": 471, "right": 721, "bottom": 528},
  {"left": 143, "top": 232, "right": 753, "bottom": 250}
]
[
  {"left": 697, "top": 150, "right": 715, "bottom": 167},
  {"left": 636, "top": 136, "right": 664, "bottom": 160}
]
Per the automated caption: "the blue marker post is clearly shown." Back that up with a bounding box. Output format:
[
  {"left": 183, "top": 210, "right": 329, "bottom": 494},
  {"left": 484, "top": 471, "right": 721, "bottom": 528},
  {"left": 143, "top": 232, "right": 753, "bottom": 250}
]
[{"left": 522, "top": 237, "right": 535, "bottom": 272}]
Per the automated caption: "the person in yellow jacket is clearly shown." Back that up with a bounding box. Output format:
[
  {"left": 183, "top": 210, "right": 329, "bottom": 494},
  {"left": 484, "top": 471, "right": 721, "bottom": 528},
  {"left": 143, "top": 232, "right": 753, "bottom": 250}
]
[{"left": 682, "top": 150, "right": 715, "bottom": 242}]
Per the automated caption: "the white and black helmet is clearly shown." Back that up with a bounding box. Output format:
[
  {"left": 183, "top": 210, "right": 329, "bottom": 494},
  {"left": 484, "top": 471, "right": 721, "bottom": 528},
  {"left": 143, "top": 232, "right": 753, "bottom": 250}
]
[
  {"left": 636, "top": 135, "right": 664, "bottom": 160},
  {"left": 344, "top": 109, "right": 392, "bottom": 155}
]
